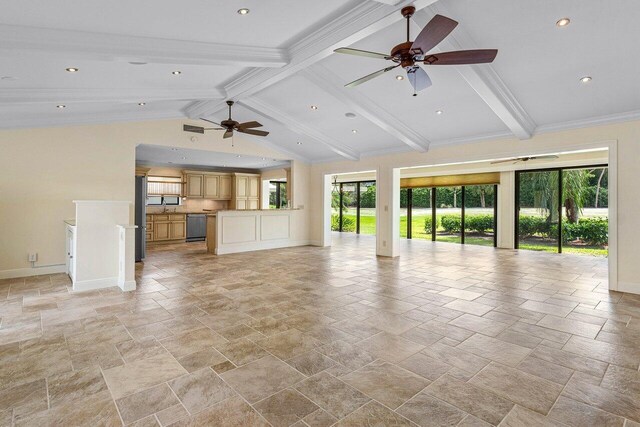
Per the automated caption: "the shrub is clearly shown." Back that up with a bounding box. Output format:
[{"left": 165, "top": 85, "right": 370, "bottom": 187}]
[
  {"left": 518, "top": 216, "right": 548, "bottom": 238},
  {"left": 424, "top": 216, "right": 434, "bottom": 234},
  {"left": 465, "top": 214, "right": 494, "bottom": 234},
  {"left": 440, "top": 215, "right": 461, "bottom": 233},
  {"left": 578, "top": 217, "right": 608, "bottom": 246},
  {"left": 331, "top": 214, "right": 356, "bottom": 232}
]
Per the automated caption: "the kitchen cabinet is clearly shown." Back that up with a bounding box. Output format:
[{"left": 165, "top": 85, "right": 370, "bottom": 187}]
[
  {"left": 185, "top": 174, "right": 204, "bottom": 198},
  {"left": 219, "top": 175, "right": 232, "bottom": 199},
  {"left": 231, "top": 173, "right": 260, "bottom": 210},
  {"left": 148, "top": 214, "right": 186, "bottom": 243},
  {"left": 203, "top": 175, "right": 220, "bottom": 198},
  {"left": 183, "top": 171, "right": 231, "bottom": 200}
]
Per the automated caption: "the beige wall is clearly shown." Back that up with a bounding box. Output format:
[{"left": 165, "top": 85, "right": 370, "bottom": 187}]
[
  {"left": 309, "top": 120, "right": 640, "bottom": 292},
  {"left": 0, "top": 119, "right": 291, "bottom": 276}
]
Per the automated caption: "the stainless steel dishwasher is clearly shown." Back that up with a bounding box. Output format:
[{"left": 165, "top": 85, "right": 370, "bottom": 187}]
[{"left": 186, "top": 214, "right": 207, "bottom": 242}]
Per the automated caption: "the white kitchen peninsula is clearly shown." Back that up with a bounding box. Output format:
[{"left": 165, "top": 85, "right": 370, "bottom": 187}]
[{"left": 206, "top": 209, "right": 307, "bottom": 255}]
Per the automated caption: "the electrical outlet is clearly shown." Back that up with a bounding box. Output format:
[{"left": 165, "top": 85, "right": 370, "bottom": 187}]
[
  {"left": 383, "top": 240, "right": 387, "bottom": 247},
  {"left": 28, "top": 253, "right": 37, "bottom": 262}
]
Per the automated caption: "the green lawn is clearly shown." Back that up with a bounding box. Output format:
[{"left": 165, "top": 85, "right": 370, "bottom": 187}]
[{"left": 339, "top": 213, "right": 607, "bottom": 256}]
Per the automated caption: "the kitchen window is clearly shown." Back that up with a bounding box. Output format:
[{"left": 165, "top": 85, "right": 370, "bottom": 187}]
[{"left": 147, "top": 196, "right": 180, "bottom": 206}]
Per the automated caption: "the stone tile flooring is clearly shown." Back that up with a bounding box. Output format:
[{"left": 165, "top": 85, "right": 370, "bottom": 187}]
[{"left": 1, "top": 233, "right": 639, "bottom": 426}]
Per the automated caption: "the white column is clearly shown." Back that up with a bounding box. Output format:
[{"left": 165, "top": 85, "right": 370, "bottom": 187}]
[
  {"left": 117, "top": 224, "right": 137, "bottom": 291},
  {"left": 261, "top": 180, "right": 270, "bottom": 209},
  {"left": 320, "top": 174, "right": 333, "bottom": 247},
  {"left": 376, "top": 166, "right": 400, "bottom": 257},
  {"left": 497, "top": 171, "right": 515, "bottom": 249}
]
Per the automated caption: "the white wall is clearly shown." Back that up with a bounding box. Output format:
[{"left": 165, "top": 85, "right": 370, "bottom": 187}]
[
  {"left": 309, "top": 120, "right": 640, "bottom": 293},
  {"left": 0, "top": 119, "right": 297, "bottom": 277}
]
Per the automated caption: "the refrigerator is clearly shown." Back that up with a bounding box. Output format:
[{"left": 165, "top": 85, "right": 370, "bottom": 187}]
[{"left": 135, "top": 175, "right": 146, "bottom": 262}]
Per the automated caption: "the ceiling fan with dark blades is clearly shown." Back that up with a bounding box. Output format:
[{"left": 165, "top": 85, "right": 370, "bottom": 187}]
[
  {"left": 491, "top": 155, "right": 559, "bottom": 165},
  {"left": 335, "top": 6, "right": 498, "bottom": 94},
  {"left": 183, "top": 101, "right": 269, "bottom": 138}
]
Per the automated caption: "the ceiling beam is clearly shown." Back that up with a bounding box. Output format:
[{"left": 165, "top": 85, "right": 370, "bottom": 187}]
[
  {"left": 303, "top": 65, "right": 430, "bottom": 152},
  {"left": 0, "top": 24, "right": 288, "bottom": 68},
  {"left": 239, "top": 98, "right": 360, "bottom": 161},
  {"left": 0, "top": 88, "right": 223, "bottom": 104},
  {"left": 412, "top": 7, "right": 536, "bottom": 140},
  {"left": 184, "top": 0, "right": 440, "bottom": 119}
]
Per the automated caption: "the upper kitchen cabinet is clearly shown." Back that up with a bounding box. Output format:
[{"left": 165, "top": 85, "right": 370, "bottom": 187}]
[
  {"left": 203, "top": 175, "right": 220, "bottom": 199},
  {"left": 183, "top": 171, "right": 232, "bottom": 200},
  {"left": 231, "top": 173, "right": 260, "bottom": 210},
  {"left": 185, "top": 173, "right": 204, "bottom": 198}
]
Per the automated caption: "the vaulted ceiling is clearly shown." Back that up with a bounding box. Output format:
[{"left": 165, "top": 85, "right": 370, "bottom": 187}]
[{"left": 1, "top": 0, "right": 638, "bottom": 163}]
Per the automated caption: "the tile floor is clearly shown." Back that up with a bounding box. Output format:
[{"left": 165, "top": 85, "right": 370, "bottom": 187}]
[{"left": 1, "top": 233, "right": 639, "bottom": 426}]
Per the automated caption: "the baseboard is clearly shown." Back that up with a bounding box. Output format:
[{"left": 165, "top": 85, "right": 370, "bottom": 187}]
[
  {"left": 216, "top": 240, "right": 312, "bottom": 255},
  {"left": 119, "top": 280, "right": 137, "bottom": 292},
  {"left": 73, "top": 276, "right": 119, "bottom": 292},
  {"left": 0, "top": 264, "right": 66, "bottom": 280},
  {"left": 617, "top": 281, "right": 640, "bottom": 295}
]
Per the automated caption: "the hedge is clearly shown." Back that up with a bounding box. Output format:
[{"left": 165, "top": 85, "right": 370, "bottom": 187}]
[
  {"left": 424, "top": 216, "right": 434, "bottom": 234},
  {"left": 331, "top": 214, "right": 356, "bottom": 232},
  {"left": 519, "top": 215, "right": 608, "bottom": 246},
  {"left": 439, "top": 214, "right": 494, "bottom": 234}
]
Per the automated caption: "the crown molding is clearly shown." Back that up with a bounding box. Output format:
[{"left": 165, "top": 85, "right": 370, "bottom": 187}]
[
  {"left": 0, "top": 110, "right": 183, "bottom": 130},
  {"left": 534, "top": 110, "right": 640, "bottom": 135},
  {"left": 414, "top": 6, "right": 536, "bottom": 140},
  {"left": 240, "top": 98, "right": 360, "bottom": 161},
  {"left": 0, "top": 87, "right": 223, "bottom": 104},
  {"left": 184, "top": 0, "right": 439, "bottom": 119},
  {"left": 0, "top": 24, "right": 288, "bottom": 68},
  {"left": 303, "top": 65, "right": 430, "bottom": 152}
]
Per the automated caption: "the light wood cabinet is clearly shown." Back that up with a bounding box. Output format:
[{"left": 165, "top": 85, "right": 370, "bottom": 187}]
[
  {"left": 219, "top": 176, "right": 232, "bottom": 200},
  {"left": 231, "top": 173, "right": 260, "bottom": 210},
  {"left": 154, "top": 221, "right": 171, "bottom": 241},
  {"left": 186, "top": 174, "right": 204, "bottom": 198},
  {"left": 203, "top": 175, "right": 220, "bottom": 199},
  {"left": 147, "top": 214, "right": 186, "bottom": 244},
  {"left": 183, "top": 171, "right": 231, "bottom": 200}
]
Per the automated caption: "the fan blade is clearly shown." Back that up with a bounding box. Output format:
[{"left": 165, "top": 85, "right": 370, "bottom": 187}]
[
  {"left": 407, "top": 66, "right": 432, "bottom": 92},
  {"left": 223, "top": 130, "right": 233, "bottom": 139},
  {"left": 199, "top": 117, "right": 222, "bottom": 126},
  {"left": 424, "top": 49, "right": 498, "bottom": 65},
  {"left": 183, "top": 124, "right": 205, "bottom": 134},
  {"left": 334, "top": 47, "right": 391, "bottom": 60},
  {"left": 238, "top": 129, "right": 269, "bottom": 137},
  {"left": 345, "top": 65, "right": 400, "bottom": 88},
  {"left": 237, "top": 121, "right": 262, "bottom": 130},
  {"left": 490, "top": 158, "right": 519, "bottom": 164},
  {"left": 531, "top": 155, "right": 559, "bottom": 160},
  {"left": 411, "top": 14, "right": 458, "bottom": 55}
]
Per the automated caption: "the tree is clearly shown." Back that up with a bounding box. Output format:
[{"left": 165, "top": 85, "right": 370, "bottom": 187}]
[
  {"left": 594, "top": 168, "right": 606, "bottom": 208},
  {"left": 563, "top": 169, "right": 592, "bottom": 223}
]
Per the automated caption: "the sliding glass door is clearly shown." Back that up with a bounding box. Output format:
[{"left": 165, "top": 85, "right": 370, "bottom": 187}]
[
  {"left": 436, "top": 186, "right": 462, "bottom": 244},
  {"left": 332, "top": 180, "right": 376, "bottom": 235},
  {"left": 516, "top": 165, "right": 608, "bottom": 256}
]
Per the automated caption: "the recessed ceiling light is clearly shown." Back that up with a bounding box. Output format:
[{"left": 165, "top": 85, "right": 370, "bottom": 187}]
[
  {"left": 65, "top": 67, "right": 79, "bottom": 73},
  {"left": 138, "top": 102, "right": 146, "bottom": 106},
  {"left": 237, "top": 8, "right": 250, "bottom": 15},
  {"left": 436, "top": 110, "right": 443, "bottom": 115},
  {"left": 310, "top": 105, "right": 318, "bottom": 110},
  {"left": 261, "top": 157, "right": 266, "bottom": 160},
  {"left": 296, "top": 141, "right": 302, "bottom": 145},
  {"left": 580, "top": 76, "right": 592, "bottom": 83},
  {"left": 56, "top": 104, "right": 66, "bottom": 109},
  {"left": 172, "top": 71, "right": 182, "bottom": 75},
  {"left": 395, "top": 75, "right": 404, "bottom": 80},
  {"left": 236, "top": 155, "right": 242, "bottom": 158},
  {"left": 352, "top": 129, "right": 358, "bottom": 134},
  {"left": 181, "top": 157, "right": 186, "bottom": 160},
  {"left": 556, "top": 18, "right": 571, "bottom": 27}
]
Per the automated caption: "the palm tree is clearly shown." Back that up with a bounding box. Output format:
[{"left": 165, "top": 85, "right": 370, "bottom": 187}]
[{"left": 524, "top": 169, "right": 592, "bottom": 224}]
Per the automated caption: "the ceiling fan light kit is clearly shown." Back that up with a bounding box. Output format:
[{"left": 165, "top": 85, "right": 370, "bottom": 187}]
[{"left": 335, "top": 7, "right": 498, "bottom": 95}]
